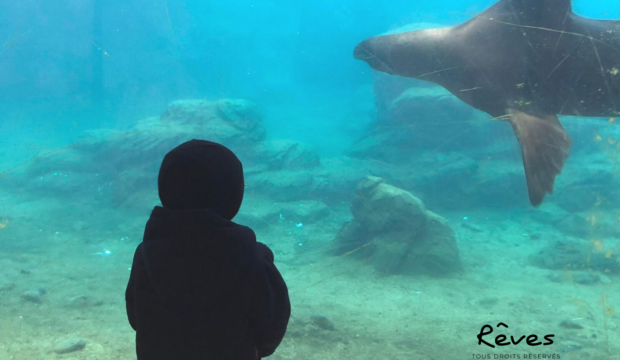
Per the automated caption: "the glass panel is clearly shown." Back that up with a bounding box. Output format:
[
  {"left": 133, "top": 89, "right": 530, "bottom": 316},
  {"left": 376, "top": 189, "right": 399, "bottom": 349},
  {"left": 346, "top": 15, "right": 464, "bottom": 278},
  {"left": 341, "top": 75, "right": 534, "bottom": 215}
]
[{"left": 1, "top": 1, "right": 618, "bottom": 359}]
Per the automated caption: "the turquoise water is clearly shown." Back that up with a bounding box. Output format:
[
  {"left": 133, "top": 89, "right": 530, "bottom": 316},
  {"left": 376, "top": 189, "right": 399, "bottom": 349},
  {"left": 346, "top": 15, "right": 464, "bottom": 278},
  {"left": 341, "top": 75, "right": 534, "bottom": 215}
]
[{"left": 1, "top": 1, "right": 620, "bottom": 359}]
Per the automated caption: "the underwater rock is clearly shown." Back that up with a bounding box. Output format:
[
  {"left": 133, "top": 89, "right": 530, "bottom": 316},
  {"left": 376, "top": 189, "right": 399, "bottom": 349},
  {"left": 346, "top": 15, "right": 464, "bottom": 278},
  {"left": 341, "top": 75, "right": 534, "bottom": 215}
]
[
  {"left": 333, "top": 176, "right": 462, "bottom": 276},
  {"left": 331, "top": 221, "right": 369, "bottom": 255},
  {"left": 311, "top": 156, "right": 381, "bottom": 203},
  {"left": 12, "top": 99, "right": 266, "bottom": 209},
  {"left": 553, "top": 213, "right": 620, "bottom": 239},
  {"left": 109, "top": 169, "right": 159, "bottom": 209},
  {"left": 548, "top": 270, "right": 601, "bottom": 285},
  {"left": 67, "top": 295, "right": 104, "bottom": 309},
  {"left": 560, "top": 320, "right": 584, "bottom": 330},
  {"left": 53, "top": 338, "right": 86, "bottom": 354},
  {"left": 477, "top": 297, "right": 500, "bottom": 307},
  {"left": 20, "top": 287, "right": 46, "bottom": 303},
  {"left": 235, "top": 203, "right": 282, "bottom": 229},
  {"left": 531, "top": 240, "right": 620, "bottom": 275},
  {"left": 344, "top": 136, "right": 540, "bottom": 210},
  {"left": 318, "top": 152, "right": 481, "bottom": 210},
  {"left": 245, "top": 171, "right": 317, "bottom": 202},
  {"left": 251, "top": 140, "right": 320, "bottom": 171},
  {"left": 310, "top": 315, "right": 336, "bottom": 331},
  {"left": 346, "top": 128, "right": 412, "bottom": 162},
  {"left": 532, "top": 202, "right": 620, "bottom": 239},
  {"left": 459, "top": 160, "right": 530, "bottom": 208},
  {"left": 161, "top": 99, "right": 266, "bottom": 144},
  {"left": 365, "top": 75, "right": 487, "bottom": 153},
  {"left": 461, "top": 223, "right": 483, "bottom": 233},
  {"left": 532, "top": 240, "right": 591, "bottom": 271},
  {"left": 572, "top": 272, "right": 601, "bottom": 285},
  {"left": 547, "top": 273, "right": 567, "bottom": 284},
  {"left": 551, "top": 152, "right": 620, "bottom": 213},
  {"left": 350, "top": 176, "right": 428, "bottom": 235},
  {"left": 285, "top": 317, "right": 345, "bottom": 344},
  {"left": 340, "top": 134, "right": 519, "bottom": 211}
]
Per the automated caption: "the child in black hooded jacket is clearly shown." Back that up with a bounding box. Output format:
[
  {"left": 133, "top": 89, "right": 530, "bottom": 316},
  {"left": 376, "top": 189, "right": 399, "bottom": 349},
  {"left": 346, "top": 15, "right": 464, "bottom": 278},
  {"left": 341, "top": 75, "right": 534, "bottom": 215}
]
[{"left": 125, "top": 139, "right": 290, "bottom": 360}]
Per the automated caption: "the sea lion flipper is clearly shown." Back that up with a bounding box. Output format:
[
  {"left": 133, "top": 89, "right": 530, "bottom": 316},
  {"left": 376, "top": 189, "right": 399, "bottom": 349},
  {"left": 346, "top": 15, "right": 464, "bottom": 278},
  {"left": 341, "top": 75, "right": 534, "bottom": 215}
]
[{"left": 507, "top": 109, "right": 572, "bottom": 207}]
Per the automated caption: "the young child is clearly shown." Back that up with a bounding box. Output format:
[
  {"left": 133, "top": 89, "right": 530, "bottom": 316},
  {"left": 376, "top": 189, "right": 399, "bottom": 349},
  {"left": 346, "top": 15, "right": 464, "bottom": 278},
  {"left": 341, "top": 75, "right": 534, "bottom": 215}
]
[{"left": 125, "top": 139, "right": 290, "bottom": 360}]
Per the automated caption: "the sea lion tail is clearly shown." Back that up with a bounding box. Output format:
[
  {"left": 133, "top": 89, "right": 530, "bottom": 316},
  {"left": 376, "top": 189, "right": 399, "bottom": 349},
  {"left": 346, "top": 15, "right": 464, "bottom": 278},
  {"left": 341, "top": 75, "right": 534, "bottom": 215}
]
[{"left": 506, "top": 109, "right": 572, "bottom": 206}]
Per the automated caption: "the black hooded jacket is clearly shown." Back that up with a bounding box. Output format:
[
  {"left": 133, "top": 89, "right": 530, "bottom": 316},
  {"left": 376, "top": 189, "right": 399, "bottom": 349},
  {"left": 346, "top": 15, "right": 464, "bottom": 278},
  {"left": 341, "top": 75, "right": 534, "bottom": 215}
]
[{"left": 125, "top": 140, "right": 290, "bottom": 360}]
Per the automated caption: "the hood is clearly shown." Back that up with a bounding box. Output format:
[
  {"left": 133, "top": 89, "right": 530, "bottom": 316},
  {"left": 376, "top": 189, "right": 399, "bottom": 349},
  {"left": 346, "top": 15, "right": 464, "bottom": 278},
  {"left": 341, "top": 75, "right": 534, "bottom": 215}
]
[{"left": 158, "top": 139, "right": 244, "bottom": 220}]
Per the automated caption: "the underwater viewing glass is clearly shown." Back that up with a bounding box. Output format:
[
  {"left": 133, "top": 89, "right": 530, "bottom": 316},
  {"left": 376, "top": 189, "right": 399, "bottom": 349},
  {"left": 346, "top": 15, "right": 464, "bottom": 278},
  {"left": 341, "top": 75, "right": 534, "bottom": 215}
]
[{"left": 0, "top": 0, "right": 619, "bottom": 359}]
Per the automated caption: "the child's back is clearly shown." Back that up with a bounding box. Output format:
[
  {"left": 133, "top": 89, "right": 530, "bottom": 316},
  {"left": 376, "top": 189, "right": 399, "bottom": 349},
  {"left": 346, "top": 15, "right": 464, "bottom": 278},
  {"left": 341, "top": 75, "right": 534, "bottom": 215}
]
[{"left": 126, "top": 140, "right": 290, "bottom": 360}]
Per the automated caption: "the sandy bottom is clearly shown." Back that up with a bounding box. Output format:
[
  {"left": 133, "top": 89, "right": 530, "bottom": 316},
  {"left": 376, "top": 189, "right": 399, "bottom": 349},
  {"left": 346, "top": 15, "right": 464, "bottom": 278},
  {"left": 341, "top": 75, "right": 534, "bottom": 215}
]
[{"left": 0, "top": 191, "right": 618, "bottom": 360}]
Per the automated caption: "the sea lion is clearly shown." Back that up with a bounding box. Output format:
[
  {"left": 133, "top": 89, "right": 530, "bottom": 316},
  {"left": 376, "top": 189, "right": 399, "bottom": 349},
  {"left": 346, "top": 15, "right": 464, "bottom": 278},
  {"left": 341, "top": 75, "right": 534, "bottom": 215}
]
[{"left": 354, "top": 0, "right": 620, "bottom": 206}]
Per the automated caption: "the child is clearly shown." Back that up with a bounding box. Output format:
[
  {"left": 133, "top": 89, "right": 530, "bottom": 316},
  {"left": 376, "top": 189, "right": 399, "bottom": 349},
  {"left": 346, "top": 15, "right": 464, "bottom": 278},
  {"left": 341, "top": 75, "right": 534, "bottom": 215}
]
[{"left": 126, "top": 139, "right": 290, "bottom": 359}]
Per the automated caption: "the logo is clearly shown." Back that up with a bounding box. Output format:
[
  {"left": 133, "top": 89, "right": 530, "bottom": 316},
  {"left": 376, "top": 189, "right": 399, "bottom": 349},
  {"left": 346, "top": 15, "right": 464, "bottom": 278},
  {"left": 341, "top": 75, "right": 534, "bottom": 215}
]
[{"left": 477, "top": 323, "right": 554, "bottom": 348}]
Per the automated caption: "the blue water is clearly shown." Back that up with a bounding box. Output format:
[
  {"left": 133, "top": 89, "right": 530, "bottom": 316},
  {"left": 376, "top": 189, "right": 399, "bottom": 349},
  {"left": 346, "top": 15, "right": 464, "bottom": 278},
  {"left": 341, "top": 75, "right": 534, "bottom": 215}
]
[
  {"left": 1, "top": 0, "right": 620, "bottom": 359},
  {"left": 0, "top": 0, "right": 617, "bottom": 159}
]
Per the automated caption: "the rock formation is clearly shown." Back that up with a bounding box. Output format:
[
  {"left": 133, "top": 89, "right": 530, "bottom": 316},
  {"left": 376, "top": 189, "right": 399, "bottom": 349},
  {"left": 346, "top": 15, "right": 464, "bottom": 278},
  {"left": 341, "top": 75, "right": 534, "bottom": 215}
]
[{"left": 333, "top": 176, "right": 462, "bottom": 276}]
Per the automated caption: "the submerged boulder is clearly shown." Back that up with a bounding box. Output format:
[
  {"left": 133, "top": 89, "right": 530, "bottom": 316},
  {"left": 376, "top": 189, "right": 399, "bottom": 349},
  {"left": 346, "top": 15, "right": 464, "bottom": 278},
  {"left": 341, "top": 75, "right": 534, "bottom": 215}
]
[
  {"left": 8, "top": 99, "right": 267, "bottom": 209},
  {"left": 161, "top": 99, "right": 266, "bottom": 144},
  {"left": 250, "top": 140, "right": 320, "bottom": 171},
  {"left": 550, "top": 152, "right": 620, "bottom": 213},
  {"left": 333, "top": 176, "right": 462, "bottom": 276},
  {"left": 532, "top": 203, "right": 620, "bottom": 240},
  {"left": 245, "top": 170, "right": 318, "bottom": 202},
  {"left": 530, "top": 239, "right": 620, "bottom": 275}
]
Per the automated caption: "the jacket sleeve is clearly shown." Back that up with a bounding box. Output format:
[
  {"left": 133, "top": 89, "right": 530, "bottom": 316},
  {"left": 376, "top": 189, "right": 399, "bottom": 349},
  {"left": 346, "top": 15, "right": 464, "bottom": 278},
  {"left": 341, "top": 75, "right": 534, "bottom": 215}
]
[
  {"left": 250, "top": 242, "right": 291, "bottom": 358},
  {"left": 125, "top": 244, "right": 142, "bottom": 331}
]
